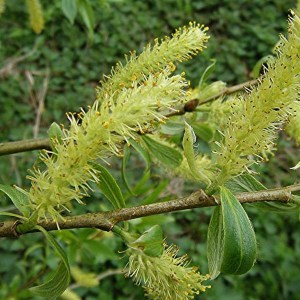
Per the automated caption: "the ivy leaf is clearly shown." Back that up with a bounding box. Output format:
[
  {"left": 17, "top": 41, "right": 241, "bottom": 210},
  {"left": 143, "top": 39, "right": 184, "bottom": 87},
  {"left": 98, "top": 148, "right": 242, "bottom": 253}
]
[
  {"left": 30, "top": 226, "right": 70, "bottom": 298},
  {"left": 130, "top": 225, "right": 164, "bottom": 257},
  {"left": 207, "top": 206, "right": 223, "bottom": 279},
  {"left": 219, "top": 186, "right": 257, "bottom": 275},
  {"left": 61, "top": 0, "right": 78, "bottom": 24},
  {"left": 0, "top": 184, "right": 31, "bottom": 218},
  {"left": 142, "top": 135, "right": 182, "bottom": 168},
  {"left": 93, "top": 163, "right": 126, "bottom": 209}
]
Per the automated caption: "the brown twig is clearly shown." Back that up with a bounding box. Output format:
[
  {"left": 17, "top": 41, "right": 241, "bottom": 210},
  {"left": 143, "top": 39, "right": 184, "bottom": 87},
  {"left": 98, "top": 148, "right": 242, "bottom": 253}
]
[
  {"left": 166, "top": 78, "right": 259, "bottom": 117},
  {"left": 0, "top": 183, "right": 298, "bottom": 238},
  {"left": 0, "top": 49, "right": 36, "bottom": 79},
  {"left": 0, "top": 138, "right": 51, "bottom": 156},
  {"left": 32, "top": 70, "right": 50, "bottom": 138},
  {"left": 0, "top": 79, "right": 259, "bottom": 156}
]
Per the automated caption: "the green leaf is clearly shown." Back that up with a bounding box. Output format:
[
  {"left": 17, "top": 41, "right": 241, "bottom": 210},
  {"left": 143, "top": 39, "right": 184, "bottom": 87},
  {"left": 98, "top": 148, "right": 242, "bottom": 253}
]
[
  {"left": 131, "top": 225, "right": 164, "bottom": 257},
  {"left": 142, "top": 135, "right": 182, "bottom": 168},
  {"left": 226, "top": 174, "right": 299, "bottom": 212},
  {"left": 0, "top": 184, "right": 30, "bottom": 218},
  {"left": 121, "top": 144, "right": 135, "bottom": 195},
  {"left": 225, "top": 174, "right": 266, "bottom": 193},
  {"left": 61, "top": 0, "right": 78, "bottom": 24},
  {"left": 93, "top": 163, "right": 125, "bottom": 209},
  {"left": 198, "top": 59, "right": 216, "bottom": 89},
  {"left": 129, "top": 139, "right": 150, "bottom": 169},
  {"left": 0, "top": 211, "right": 27, "bottom": 220},
  {"left": 220, "top": 186, "right": 257, "bottom": 275},
  {"left": 77, "top": 0, "right": 95, "bottom": 42},
  {"left": 160, "top": 121, "right": 184, "bottom": 135},
  {"left": 47, "top": 122, "right": 63, "bottom": 151},
  {"left": 142, "top": 179, "right": 169, "bottom": 205},
  {"left": 252, "top": 55, "right": 275, "bottom": 78},
  {"left": 207, "top": 206, "right": 223, "bottom": 280},
  {"left": 192, "top": 123, "right": 214, "bottom": 143},
  {"left": 182, "top": 123, "right": 210, "bottom": 185},
  {"left": 30, "top": 226, "right": 70, "bottom": 298}
]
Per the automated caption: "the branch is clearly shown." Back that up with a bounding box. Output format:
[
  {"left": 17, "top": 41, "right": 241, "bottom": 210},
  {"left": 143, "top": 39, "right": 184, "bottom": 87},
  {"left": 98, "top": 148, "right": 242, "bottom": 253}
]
[
  {"left": 0, "top": 138, "right": 51, "bottom": 156},
  {"left": 0, "top": 184, "right": 298, "bottom": 238},
  {"left": 166, "top": 78, "right": 259, "bottom": 117},
  {"left": 0, "top": 79, "right": 259, "bottom": 156}
]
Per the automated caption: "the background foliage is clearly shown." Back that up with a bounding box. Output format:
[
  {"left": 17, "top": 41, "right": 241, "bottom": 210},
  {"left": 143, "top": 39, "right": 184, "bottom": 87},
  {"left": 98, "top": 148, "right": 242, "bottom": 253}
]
[{"left": 0, "top": 0, "right": 299, "bottom": 299}]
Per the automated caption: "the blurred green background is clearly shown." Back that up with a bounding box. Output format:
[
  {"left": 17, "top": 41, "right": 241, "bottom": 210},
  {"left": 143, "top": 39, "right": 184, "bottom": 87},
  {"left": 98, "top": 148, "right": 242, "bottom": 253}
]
[{"left": 0, "top": 0, "right": 299, "bottom": 299}]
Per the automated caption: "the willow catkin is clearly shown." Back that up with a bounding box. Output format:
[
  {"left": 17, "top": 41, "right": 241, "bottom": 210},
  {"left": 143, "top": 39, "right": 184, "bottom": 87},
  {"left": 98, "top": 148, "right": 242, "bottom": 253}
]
[
  {"left": 211, "top": 12, "right": 300, "bottom": 188},
  {"left": 0, "top": 0, "right": 5, "bottom": 15},
  {"left": 26, "top": 0, "right": 44, "bottom": 34}
]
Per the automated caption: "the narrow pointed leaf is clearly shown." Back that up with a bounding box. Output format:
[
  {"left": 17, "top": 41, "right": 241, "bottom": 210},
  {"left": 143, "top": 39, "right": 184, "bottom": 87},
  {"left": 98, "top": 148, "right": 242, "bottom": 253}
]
[
  {"left": 198, "top": 59, "right": 216, "bottom": 89},
  {"left": 129, "top": 139, "right": 151, "bottom": 169},
  {"left": 226, "top": 174, "right": 299, "bottom": 212},
  {"left": 207, "top": 206, "right": 223, "bottom": 279},
  {"left": 62, "top": 0, "right": 78, "bottom": 24},
  {"left": 121, "top": 144, "right": 135, "bottom": 195},
  {"left": 0, "top": 184, "right": 30, "bottom": 217},
  {"left": 131, "top": 225, "right": 164, "bottom": 257},
  {"left": 142, "top": 179, "right": 169, "bottom": 205},
  {"left": 220, "top": 186, "right": 257, "bottom": 275},
  {"left": 142, "top": 135, "right": 182, "bottom": 168},
  {"left": 77, "top": 0, "right": 95, "bottom": 42},
  {"left": 30, "top": 226, "right": 70, "bottom": 298},
  {"left": 225, "top": 174, "right": 266, "bottom": 193},
  {"left": 182, "top": 123, "right": 210, "bottom": 185},
  {"left": 93, "top": 163, "right": 126, "bottom": 209}
]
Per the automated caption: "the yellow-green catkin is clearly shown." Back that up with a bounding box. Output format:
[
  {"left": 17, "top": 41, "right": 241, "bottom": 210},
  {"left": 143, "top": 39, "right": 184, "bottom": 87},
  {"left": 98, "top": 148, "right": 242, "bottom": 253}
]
[
  {"left": 26, "top": 0, "right": 44, "bottom": 34},
  {"left": 96, "top": 22, "right": 209, "bottom": 101},
  {"left": 285, "top": 103, "right": 300, "bottom": 145},
  {"left": 0, "top": 0, "right": 5, "bottom": 15},
  {"left": 211, "top": 12, "right": 300, "bottom": 189},
  {"left": 126, "top": 244, "right": 210, "bottom": 300},
  {"left": 22, "top": 25, "right": 209, "bottom": 221}
]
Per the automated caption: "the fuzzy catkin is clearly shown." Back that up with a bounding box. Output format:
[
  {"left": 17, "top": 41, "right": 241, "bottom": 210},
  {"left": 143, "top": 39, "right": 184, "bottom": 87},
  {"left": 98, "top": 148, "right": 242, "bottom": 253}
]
[
  {"left": 96, "top": 22, "right": 209, "bottom": 101},
  {"left": 285, "top": 103, "right": 300, "bottom": 145},
  {"left": 126, "top": 244, "right": 210, "bottom": 300},
  {"left": 211, "top": 13, "right": 300, "bottom": 188},
  {"left": 0, "top": 0, "right": 5, "bottom": 15},
  {"left": 23, "top": 25, "right": 209, "bottom": 221},
  {"left": 26, "top": 0, "right": 44, "bottom": 34}
]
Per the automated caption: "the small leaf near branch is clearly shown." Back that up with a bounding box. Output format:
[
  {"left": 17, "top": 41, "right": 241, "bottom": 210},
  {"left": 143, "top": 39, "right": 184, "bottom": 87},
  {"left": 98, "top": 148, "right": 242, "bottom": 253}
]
[
  {"left": 0, "top": 184, "right": 31, "bottom": 218},
  {"left": 198, "top": 59, "right": 216, "bottom": 89},
  {"left": 142, "top": 135, "right": 182, "bottom": 168},
  {"left": 226, "top": 174, "right": 299, "bottom": 212},
  {"left": 219, "top": 186, "right": 257, "bottom": 275},
  {"left": 130, "top": 225, "right": 164, "bottom": 257},
  {"left": 207, "top": 186, "right": 257, "bottom": 278},
  {"left": 207, "top": 206, "right": 223, "bottom": 280},
  {"left": 182, "top": 123, "right": 211, "bottom": 185},
  {"left": 30, "top": 226, "right": 70, "bottom": 298},
  {"left": 93, "top": 163, "right": 126, "bottom": 209}
]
